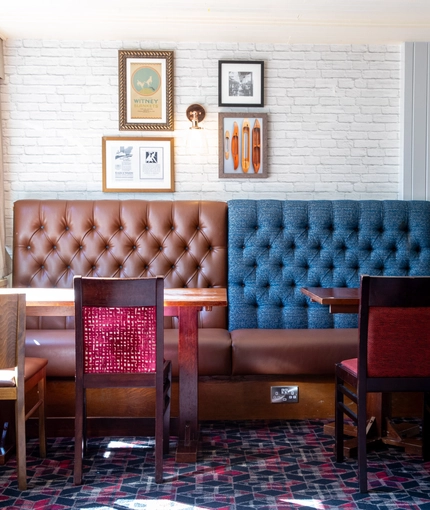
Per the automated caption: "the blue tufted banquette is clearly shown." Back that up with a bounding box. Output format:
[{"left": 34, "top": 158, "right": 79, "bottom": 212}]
[{"left": 228, "top": 200, "right": 430, "bottom": 331}]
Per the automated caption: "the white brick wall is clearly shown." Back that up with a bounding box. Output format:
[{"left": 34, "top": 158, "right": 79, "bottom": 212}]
[{"left": 0, "top": 40, "right": 401, "bottom": 247}]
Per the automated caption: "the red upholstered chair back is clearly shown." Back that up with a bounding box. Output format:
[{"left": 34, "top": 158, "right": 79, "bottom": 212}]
[
  {"left": 359, "top": 275, "right": 430, "bottom": 382},
  {"left": 74, "top": 276, "right": 164, "bottom": 379},
  {"left": 82, "top": 306, "right": 157, "bottom": 374}
]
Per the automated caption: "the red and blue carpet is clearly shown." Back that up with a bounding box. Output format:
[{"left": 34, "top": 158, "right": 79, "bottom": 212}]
[{"left": 0, "top": 420, "right": 429, "bottom": 509}]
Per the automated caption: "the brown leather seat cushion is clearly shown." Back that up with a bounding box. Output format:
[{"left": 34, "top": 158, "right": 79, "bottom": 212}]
[
  {"left": 164, "top": 329, "right": 232, "bottom": 376},
  {"left": 26, "top": 330, "right": 75, "bottom": 377},
  {"left": 25, "top": 328, "right": 232, "bottom": 378},
  {"left": 231, "top": 328, "right": 358, "bottom": 376}
]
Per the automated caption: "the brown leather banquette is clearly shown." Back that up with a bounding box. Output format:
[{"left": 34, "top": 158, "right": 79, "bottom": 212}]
[{"left": 14, "top": 199, "right": 230, "bottom": 379}]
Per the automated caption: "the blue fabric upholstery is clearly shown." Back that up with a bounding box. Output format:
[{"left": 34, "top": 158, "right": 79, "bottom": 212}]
[{"left": 228, "top": 200, "right": 430, "bottom": 330}]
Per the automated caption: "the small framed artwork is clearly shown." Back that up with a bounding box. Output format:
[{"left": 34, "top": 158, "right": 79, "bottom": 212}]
[
  {"left": 219, "top": 112, "right": 268, "bottom": 178},
  {"left": 218, "top": 60, "right": 264, "bottom": 107},
  {"left": 102, "top": 136, "right": 174, "bottom": 192},
  {"left": 118, "top": 50, "right": 174, "bottom": 131}
]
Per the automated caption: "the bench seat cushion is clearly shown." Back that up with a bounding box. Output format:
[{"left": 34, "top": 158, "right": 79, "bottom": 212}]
[
  {"left": 231, "top": 328, "right": 358, "bottom": 376},
  {"left": 25, "top": 328, "right": 232, "bottom": 378}
]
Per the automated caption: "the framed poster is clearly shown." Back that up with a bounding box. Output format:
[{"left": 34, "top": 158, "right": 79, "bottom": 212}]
[
  {"left": 218, "top": 60, "right": 264, "bottom": 107},
  {"left": 219, "top": 113, "right": 268, "bottom": 178},
  {"left": 102, "top": 137, "right": 174, "bottom": 192},
  {"left": 118, "top": 50, "right": 174, "bottom": 131}
]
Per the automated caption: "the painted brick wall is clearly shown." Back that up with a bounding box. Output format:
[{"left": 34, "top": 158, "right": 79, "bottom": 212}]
[{"left": 0, "top": 40, "right": 401, "bottom": 248}]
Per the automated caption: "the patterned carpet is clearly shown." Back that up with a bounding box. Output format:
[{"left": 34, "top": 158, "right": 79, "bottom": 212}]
[{"left": 0, "top": 420, "right": 429, "bottom": 509}]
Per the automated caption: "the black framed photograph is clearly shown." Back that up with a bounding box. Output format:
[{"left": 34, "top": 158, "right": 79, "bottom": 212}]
[
  {"left": 218, "top": 60, "right": 264, "bottom": 107},
  {"left": 102, "top": 136, "right": 174, "bottom": 192},
  {"left": 219, "top": 112, "right": 268, "bottom": 178},
  {"left": 118, "top": 50, "right": 174, "bottom": 131}
]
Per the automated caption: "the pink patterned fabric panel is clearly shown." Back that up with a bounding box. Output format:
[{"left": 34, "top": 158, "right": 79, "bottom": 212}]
[
  {"left": 82, "top": 306, "right": 156, "bottom": 374},
  {"left": 367, "top": 307, "right": 430, "bottom": 378}
]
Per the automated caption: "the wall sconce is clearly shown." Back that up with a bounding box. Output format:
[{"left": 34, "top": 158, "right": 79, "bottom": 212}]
[{"left": 186, "top": 104, "right": 207, "bottom": 152}]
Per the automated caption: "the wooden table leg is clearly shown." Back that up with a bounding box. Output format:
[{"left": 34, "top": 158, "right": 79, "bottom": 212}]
[{"left": 176, "top": 306, "right": 199, "bottom": 462}]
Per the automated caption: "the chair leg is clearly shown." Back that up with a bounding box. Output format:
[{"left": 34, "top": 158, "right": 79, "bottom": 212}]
[
  {"left": 334, "top": 372, "right": 345, "bottom": 462},
  {"left": 74, "top": 384, "right": 84, "bottom": 485},
  {"left": 155, "top": 378, "right": 164, "bottom": 484},
  {"left": 357, "top": 389, "right": 368, "bottom": 493},
  {"left": 15, "top": 390, "right": 27, "bottom": 491},
  {"left": 423, "top": 392, "right": 430, "bottom": 461},
  {"left": 163, "top": 363, "right": 172, "bottom": 455},
  {"left": 38, "top": 376, "right": 47, "bottom": 458}
]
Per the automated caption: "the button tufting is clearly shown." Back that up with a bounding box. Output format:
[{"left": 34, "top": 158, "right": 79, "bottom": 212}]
[
  {"left": 119, "top": 265, "right": 123, "bottom": 269},
  {"left": 119, "top": 226, "right": 123, "bottom": 230},
  {"left": 65, "top": 226, "right": 69, "bottom": 231},
  {"left": 40, "top": 225, "right": 44, "bottom": 229},
  {"left": 27, "top": 246, "right": 31, "bottom": 250},
  {"left": 92, "top": 265, "right": 96, "bottom": 270},
  {"left": 105, "top": 245, "right": 109, "bottom": 249},
  {"left": 53, "top": 246, "right": 56, "bottom": 250},
  {"left": 92, "top": 225, "right": 96, "bottom": 230}
]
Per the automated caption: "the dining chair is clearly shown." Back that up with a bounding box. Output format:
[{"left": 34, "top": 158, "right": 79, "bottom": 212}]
[
  {"left": 73, "top": 276, "right": 172, "bottom": 484},
  {"left": 0, "top": 292, "right": 47, "bottom": 490},
  {"left": 335, "top": 275, "right": 430, "bottom": 493}
]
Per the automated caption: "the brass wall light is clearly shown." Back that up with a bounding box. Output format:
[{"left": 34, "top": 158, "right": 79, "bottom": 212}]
[{"left": 186, "top": 104, "right": 207, "bottom": 152}]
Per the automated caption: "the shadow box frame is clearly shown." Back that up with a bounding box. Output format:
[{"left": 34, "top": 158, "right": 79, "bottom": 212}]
[
  {"left": 102, "top": 136, "right": 174, "bottom": 192},
  {"left": 218, "top": 112, "right": 268, "bottom": 179},
  {"left": 118, "top": 50, "right": 174, "bottom": 131}
]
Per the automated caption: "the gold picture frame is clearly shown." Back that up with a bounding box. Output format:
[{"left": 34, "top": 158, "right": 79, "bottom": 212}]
[
  {"left": 219, "top": 112, "right": 268, "bottom": 178},
  {"left": 102, "top": 136, "right": 174, "bottom": 192},
  {"left": 118, "top": 50, "right": 174, "bottom": 131}
]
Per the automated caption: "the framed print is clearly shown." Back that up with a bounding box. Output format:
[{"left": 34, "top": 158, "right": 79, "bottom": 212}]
[
  {"left": 218, "top": 60, "right": 264, "bottom": 107},
  {"left": 219, "top": 113, "right": 268, "bottom": 178},
  {"left": 102, "top": 137, "right": 174, "bottom": 192},
  {"left": 118, "top": 50, "right": 174, "bottom": 131}
]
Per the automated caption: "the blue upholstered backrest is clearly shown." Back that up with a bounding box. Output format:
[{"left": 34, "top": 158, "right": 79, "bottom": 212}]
[{"left": 228, "top": 200, "right": 430, "bottom": 330}]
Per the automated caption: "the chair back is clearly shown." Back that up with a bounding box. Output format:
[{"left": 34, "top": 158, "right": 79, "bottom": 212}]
[
  {"left": 0, "top": 293, "right": 26, "bottom": 375},
  {"left": 74, "top": 276, "right": 164, "bottom": 376},
  {"left": 359, "top": 275, "right": 430, "bottom": 381}
]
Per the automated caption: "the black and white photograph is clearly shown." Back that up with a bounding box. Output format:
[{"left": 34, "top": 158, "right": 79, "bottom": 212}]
[
  {"left": 102, "top": 136, "right": 174, "bottom": 192},
  {"left": 219, "top": 61, "right": 264, "bottom": 107}
]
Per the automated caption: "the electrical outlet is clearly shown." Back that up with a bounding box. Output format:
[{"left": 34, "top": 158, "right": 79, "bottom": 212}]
[{"left": 271, "top": 386, "right": 299, "bottom": 403}]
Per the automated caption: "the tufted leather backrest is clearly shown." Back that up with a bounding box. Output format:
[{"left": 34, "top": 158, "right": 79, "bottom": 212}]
[
  {"left": 13, "top": 200, "right": 227, "bottom": 330},
  {"left": 228, "top": 200, "right": 430, "bottom": 330}
]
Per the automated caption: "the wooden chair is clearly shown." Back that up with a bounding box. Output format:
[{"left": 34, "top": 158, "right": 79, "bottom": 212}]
[
  {"left": 73, "top": 276, "right": 172, "bottom": 484},
  {"left": 0, "top": 293, "right": 47, "bottom": 490},
  {"left": 335, "top": 275, "right": 430, "bottom": 493}
]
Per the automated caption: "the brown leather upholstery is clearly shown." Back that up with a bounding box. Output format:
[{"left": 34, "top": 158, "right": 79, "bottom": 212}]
[
  {"left": 231, "top": 328, "right": 358, "bottom": 376},
  {"left": 25, "top": 328, "right": 232, "bottom": 378},
  {"left": 14, "top": 200, "right": 229, "bottom": 378}
]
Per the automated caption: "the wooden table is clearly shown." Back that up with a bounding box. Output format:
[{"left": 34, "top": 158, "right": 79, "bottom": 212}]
[
  {"left": 0, "top": 286, "right": 227, "bottom": 463},
  {"left": 301, "top": 286, "right": 422, "bottom": 457},
  {"left": 301, "top": 286, "right": 360, "bottom": 314}
]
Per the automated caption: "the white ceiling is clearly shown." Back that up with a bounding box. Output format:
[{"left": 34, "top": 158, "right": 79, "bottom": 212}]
[{"left": 1, "top": 0, "right": 430, "bottom": 44}]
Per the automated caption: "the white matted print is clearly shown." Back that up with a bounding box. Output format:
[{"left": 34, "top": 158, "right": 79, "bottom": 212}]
[{"left": 102, "top": 137, "right": 174, "bottom": 192}]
